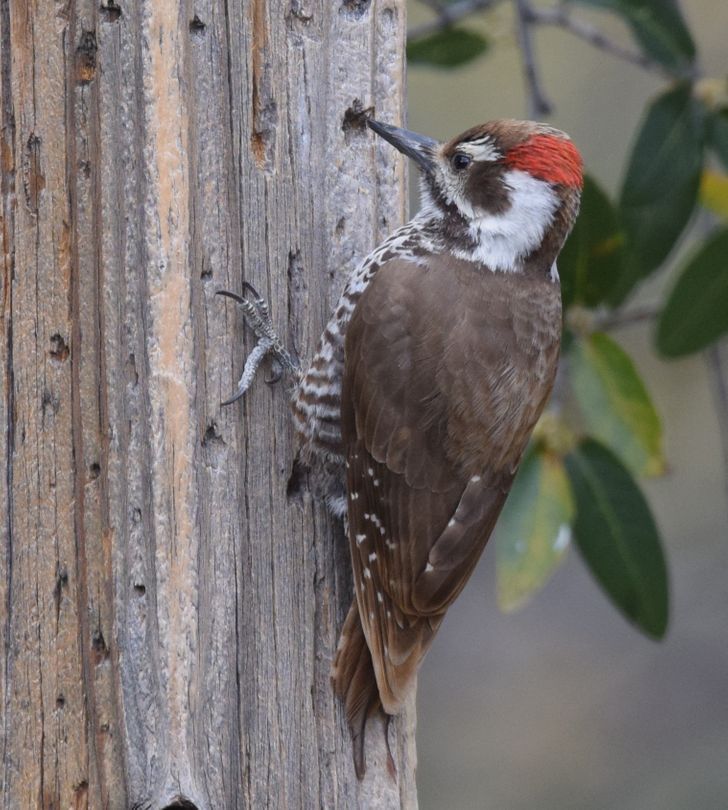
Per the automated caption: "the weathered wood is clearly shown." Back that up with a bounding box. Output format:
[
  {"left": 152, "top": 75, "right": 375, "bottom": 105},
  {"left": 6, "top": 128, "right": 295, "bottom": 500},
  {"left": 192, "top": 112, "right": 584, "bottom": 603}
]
[{"left": 0, "top": 1, "right": 416, "bottom": 807}]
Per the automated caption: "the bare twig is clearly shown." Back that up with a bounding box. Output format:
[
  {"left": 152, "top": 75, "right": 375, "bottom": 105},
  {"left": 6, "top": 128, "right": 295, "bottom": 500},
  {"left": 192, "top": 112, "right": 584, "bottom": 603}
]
[
  {"left": 514, "top": 0, "right": 552, "bottom": 117},
  {"left": 529, "top": 5, "right": 701, "bottom": 82},
  {"left": 408, "top": 0, "right": 501, "bottom": 41},
  {"left": 599, "top": 304, "right": 728, "bottom": 514},
  {"left": 598, "top": 305, "right": 660, "bottom": 331},
  {"left": 409, "top": 0, "right": 700, "bottom": 84},
  {"left": 706, "top": 340, "right": 728, "bottom": 512}
]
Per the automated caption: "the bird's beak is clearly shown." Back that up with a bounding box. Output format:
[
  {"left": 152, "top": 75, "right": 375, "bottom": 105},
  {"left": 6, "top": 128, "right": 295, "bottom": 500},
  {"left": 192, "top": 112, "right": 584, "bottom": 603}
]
[{"left": 367, "top": 119, "right": 439, "bottom": 175}]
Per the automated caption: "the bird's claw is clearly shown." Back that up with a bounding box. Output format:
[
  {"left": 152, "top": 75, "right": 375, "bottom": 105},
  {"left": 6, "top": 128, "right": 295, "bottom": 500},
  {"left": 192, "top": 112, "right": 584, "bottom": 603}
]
[
  {"left": 217, "top": 285, "right": 298, "bottom": 405},
  {"left": 242, "top": 281, "right": 270, "bottom": 320}
]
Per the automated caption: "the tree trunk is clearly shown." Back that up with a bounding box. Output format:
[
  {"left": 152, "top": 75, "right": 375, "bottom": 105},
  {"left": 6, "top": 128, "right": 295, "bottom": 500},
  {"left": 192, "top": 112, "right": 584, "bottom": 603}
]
[{"left": 0, "top": 1, "right": 416, "bottom": 807}]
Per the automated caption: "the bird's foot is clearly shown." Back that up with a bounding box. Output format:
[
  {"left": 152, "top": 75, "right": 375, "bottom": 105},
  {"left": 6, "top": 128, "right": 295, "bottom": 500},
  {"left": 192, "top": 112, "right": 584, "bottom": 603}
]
[{"left": 217, "top": 283, "right": 299, "bottom": 405}]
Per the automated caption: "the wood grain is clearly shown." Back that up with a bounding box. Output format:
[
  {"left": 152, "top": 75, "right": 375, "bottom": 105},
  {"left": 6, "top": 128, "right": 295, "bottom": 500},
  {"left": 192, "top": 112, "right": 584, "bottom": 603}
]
[{"left": 0, "top": 1, "right": 416, "bottom": 806}]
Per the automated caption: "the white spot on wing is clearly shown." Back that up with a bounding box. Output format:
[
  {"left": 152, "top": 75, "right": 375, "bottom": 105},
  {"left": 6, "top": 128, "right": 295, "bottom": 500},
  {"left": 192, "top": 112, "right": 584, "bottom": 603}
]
[{"left": 367, "top": 513, "right": 383, "bottom": 530}]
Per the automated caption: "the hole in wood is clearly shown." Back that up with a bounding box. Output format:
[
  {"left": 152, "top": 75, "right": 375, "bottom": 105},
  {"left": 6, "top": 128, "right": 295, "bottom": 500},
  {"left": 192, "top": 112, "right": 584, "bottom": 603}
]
[
  {"left": 286, "top": 457, "right": 307, "bottom": 502},
  {"left": 75, "top": 30, "right": 98, "bottom": 84},
  {"left": 91, "top": 629, "right": 110, "bottom": 665},
  {"left": 202, "top": 422, "right": 224, "bottom": 448},
  {"left": 189, "top": 14, "right": 206, "bottom": 34},
  {"left": 342, "top": 98, "right": 373, "bottom": 140},
  {"left": 340, "top": 0, "right": 371, "bottom": 18},
  {"left": 49, "top": 333, "right": 69, "bottom": 362},
  {"left": 23, "top": 133, "right": 45, "bottom": 214},
  {"left": 100, "top": 1, "right": 122, "bottom": 21}
]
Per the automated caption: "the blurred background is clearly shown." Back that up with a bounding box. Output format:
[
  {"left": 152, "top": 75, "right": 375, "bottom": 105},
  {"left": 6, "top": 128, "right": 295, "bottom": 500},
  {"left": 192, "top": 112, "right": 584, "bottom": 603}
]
[{"left": 406, "top": 1, "right": 728, "bottom": 807}]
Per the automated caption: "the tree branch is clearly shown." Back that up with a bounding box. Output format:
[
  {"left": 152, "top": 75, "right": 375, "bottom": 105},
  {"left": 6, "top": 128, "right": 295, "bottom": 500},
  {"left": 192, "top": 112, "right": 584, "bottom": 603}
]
[
  {"left": 599, "top": 304, "right": 728, "bottom": 512},
  {"left": 598, "top": 304, "right": 660, "bottom": 331},
  {"left": 409, "top": 0, "right": 700, "bottom": 84},
  {"left": 514, "top": 0, "right": 552, "bottom": 117},
  {"left": 408, "top": 0, "right": 502, "bottom": 42},
  {"left": 526, "top": 5, "right": 700, "bottom": 82},
  {"left": 705, "top": 340, "right": 728, "bottom": 511}
]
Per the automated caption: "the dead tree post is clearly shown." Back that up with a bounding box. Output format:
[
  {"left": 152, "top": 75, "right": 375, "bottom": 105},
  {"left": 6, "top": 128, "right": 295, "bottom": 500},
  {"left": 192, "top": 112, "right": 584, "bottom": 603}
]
[{"left": 0, "top": 1, "right": 417, "bottom": 806}]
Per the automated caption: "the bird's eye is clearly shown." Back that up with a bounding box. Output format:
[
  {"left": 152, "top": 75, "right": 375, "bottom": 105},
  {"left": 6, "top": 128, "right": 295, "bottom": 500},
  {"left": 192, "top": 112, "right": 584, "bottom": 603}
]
[{"left": 451, "top": 152, "right": 472, "bottom": 171}]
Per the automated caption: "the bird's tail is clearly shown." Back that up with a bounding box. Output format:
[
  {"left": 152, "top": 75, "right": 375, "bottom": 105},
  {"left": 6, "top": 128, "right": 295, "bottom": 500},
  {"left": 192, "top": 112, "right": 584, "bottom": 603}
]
[{"left": 332, "top": 602, "right": 390, "bottom": 779}]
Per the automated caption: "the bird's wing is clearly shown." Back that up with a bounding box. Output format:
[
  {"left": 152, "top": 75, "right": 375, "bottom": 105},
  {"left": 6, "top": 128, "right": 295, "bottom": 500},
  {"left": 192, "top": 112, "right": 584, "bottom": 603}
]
[{"left": 341, "top": 254, "right": 561, "bottom": 713}]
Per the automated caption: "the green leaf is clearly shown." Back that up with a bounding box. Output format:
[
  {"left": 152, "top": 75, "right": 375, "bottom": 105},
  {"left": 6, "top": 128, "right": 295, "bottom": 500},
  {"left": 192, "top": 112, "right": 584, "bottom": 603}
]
[
  {"left": 565, "top": 439, "right": 669, "bottom": 638},
  {"left": 568, "top": 0, "right": 695, "bottom": 70},
  {"left": 559, "top": 175, "right": 626, "bottom": 309},
  {"left": 570, "top": 332, "right": 665, "bottom": 477},
  {"left": 407, "top": 27, "right": 489, "bottom": 69},
  {"left": 496, "top": 449, "right": 574, "bottom": 612},
  {"left": 708, "top": 109, "right": 728, "bottom": 172},
  {"left": 615, "top": 84, "right": 705, "bottom": 300},
  {"left": 657, "top": 228, "right": 728, "bottom": 357}
]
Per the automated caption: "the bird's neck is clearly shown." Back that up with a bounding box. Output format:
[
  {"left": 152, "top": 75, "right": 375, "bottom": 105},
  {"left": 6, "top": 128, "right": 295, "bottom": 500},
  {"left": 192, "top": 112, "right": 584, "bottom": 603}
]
[{"left": 413, "top": 170, "right": 575, "bottom": 275}]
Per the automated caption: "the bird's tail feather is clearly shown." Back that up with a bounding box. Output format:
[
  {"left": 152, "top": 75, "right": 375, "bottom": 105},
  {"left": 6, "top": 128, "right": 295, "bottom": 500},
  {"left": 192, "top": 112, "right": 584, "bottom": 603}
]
[{"left": 332, "top": 602, "right": 393, "bottom": 779}]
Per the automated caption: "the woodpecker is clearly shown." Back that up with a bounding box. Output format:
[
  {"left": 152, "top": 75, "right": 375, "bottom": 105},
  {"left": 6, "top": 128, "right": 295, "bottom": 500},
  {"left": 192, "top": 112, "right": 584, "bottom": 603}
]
[{"left": 220, "top": 117, "right": 583, "bottom": 777}]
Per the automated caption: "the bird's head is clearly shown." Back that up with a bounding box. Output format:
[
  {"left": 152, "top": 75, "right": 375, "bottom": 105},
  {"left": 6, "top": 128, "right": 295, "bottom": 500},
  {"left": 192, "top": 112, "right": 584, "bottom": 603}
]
[{"left": 367, "top": 118, "right": 583, "bottom": 273}]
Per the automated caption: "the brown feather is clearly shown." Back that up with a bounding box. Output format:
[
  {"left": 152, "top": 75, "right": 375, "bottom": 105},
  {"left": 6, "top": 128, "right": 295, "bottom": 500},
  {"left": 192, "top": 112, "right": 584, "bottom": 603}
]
[
  {"left": 331, "top": 604, "right": 382, "bottom": 779},
  {"left": 334, "top": 253, "right": 562, "bottom": 736}
]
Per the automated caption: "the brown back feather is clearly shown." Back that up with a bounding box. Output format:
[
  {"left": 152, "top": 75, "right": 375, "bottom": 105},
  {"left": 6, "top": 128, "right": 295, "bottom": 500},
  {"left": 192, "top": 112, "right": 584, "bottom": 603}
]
[{"left": 338, "top": 253, "right": 561, "bottom": 717}]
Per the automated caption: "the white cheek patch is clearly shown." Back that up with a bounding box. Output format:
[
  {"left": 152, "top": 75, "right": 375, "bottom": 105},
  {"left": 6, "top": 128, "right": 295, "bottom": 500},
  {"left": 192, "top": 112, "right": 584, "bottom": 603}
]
[{"left": 452, "top": 169, "right": 560, "bottom": 272}]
